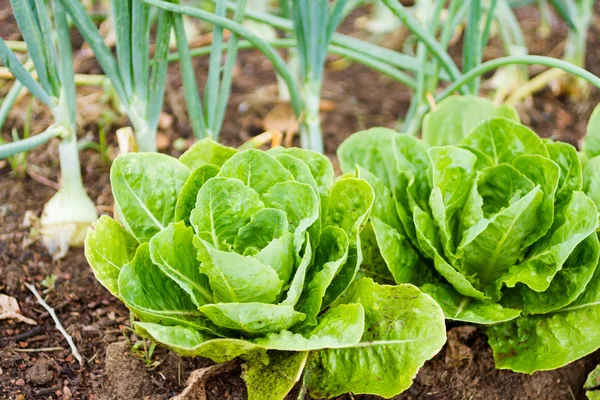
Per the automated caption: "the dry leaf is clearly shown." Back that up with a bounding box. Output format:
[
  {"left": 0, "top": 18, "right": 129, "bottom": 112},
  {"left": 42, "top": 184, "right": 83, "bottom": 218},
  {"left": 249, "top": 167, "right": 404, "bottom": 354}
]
[
  {"left": 116, "top": 127, "right": 137, "bottom": 155},
  {"left": 263, "top": 103, "right": 298, "bottom": 134},
  {"left": 0, "top": 294, "right": 37, "bottom": 325},
  {"left": 319, "top": 100, "right": 336, "bottom": 112},
  {"left": 171, "top": 361, "right": 238, "bottom": 400}
]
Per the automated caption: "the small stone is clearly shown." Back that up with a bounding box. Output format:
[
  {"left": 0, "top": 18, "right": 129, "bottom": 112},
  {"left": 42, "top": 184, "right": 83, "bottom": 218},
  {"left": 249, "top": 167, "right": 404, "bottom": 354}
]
[
  {"left": 15, "top": 378, "right": 25, "bottom": 386},
  {"left": 63, "top": 385, "right": 72, "bottom": 399},
  {"left": 26, "top": 359, "right": 54, "bottom": 386},
  {"left": 103, "top": 333, "right": 117, "bottom": 343}
]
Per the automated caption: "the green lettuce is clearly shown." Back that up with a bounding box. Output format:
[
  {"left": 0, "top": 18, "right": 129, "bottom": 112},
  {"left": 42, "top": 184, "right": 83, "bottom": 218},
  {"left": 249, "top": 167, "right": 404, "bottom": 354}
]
[
  {"left": 586, "top": 365, "right": 600, "bottom": 400},
  {"left": 85, "top": 139, "right": 446, "bottom": 399},
  {"left": 339, "top": 96, "right": 600, "bottom": 374}
]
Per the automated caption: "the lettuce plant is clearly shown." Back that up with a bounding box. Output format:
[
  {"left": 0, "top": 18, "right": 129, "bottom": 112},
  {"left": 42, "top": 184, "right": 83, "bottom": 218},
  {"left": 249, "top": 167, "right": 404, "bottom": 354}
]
[
  {"left": 84, "top": 140, "right": 446, "bottom": 399},
  {"left": 339, "top": 96, "right": 600, "bottom": 374},
  {"left": 586, "top": 365, "right": 600, "bottom": 400}
]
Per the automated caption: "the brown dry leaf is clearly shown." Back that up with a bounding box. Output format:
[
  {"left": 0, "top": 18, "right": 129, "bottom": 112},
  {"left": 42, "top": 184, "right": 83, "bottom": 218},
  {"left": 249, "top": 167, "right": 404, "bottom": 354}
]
[
  {"left": 0, "top": 294, "right": 37, "bottom": 325},
  {"left": 171, "top": 361, "right": 238, "bottom": 400},
  {"left": 319, "top": 100, "right": 336, "bottom": 112},
  {"left": 116, "top": 127, "right": 137, "bottom": 155},
  {"left": 263, "top": 103, "right": 298, "bottom": 134}
]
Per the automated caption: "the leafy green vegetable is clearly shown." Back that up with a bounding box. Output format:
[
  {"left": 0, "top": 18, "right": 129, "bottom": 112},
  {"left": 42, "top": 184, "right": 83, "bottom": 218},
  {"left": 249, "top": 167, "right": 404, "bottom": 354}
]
[
  {"left": 585, "top": 365, "right": 600, "bottom": 400},
  {"left": 421, "top": 95, "right": 519, "bottom": 147},
  {"left": 583, "top": 102, "right": 600, "bottom": 160},
  {"left": 86, "top": 140, "right": 446, "bottom": 399},
  {"left": 305, "top": 278, "right": 446, "bottom": 398},
  {"left": 339, "top": 97, "right": 600, "bottom": 373}
]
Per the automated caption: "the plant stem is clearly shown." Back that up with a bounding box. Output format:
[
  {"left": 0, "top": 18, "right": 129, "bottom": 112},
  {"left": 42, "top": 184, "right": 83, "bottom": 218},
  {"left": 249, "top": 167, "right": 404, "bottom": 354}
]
[
  {"left": 205, "top": 0, "right": 226, "bottom": 132},
  {"left": 300, "top": 82, "right": 323, "bottom": 153},
  {"left": 169, "top": 39, "right": 416, "bottom": 88},
  {"left": 0, "top": 125, "right": 64, "bottom": 159},
  {"left": 5, "top": 40, "right": 27, "bottom": 53},
  {"left": 57, "top": 128, "right": 84, "bottom": 193},
  {"left": 213, "top": 0, "right": 248, "bottom": 137},
  {"left": 436, "top": 55, "right": 600, "bottom": 103},
  {"left": 0, "top": 68, "right": 108, "bottom": 87},
  {"left": 403, "top": 0, "right": 444, "bottom": 134},
  {"left": 171, "top": 8, "right": 208, "bottom": 140},
  {"left": 379, "top": 0, "right": 467, "bottom": 94},
  {"left": 505, "top": 67, "right": 566, "bottom": 104},
  {"left": 218, "top": 1, "right": 437, "bottom": 78},
  {"left": 0, "top": 79, "right": 25, "bottom": 132}
]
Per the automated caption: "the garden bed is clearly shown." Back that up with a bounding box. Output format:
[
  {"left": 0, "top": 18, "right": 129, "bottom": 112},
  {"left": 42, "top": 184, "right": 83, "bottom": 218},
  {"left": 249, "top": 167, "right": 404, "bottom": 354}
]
[{"left": 2, "top": 2, "right": 600, "bottom": 399}]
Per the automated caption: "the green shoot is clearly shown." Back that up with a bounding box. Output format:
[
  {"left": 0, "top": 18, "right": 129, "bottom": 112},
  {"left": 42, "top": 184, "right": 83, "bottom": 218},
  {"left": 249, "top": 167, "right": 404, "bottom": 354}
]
[{"left": 41, "top": 274, "right": 57, "bottom": 294}]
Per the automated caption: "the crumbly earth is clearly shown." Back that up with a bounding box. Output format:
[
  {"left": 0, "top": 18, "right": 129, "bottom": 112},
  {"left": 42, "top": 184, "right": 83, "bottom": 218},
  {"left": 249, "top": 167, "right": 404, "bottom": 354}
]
[{"left": 2, "top": 1, "right": 600, "bottom": 399}]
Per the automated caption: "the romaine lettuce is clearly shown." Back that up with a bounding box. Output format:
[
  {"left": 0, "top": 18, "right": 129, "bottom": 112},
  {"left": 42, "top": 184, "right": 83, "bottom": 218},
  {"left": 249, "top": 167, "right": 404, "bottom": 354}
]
[
  {"left": 85, "top": 139, "right": 447, "bottom": 398},
  {"left": 339, "top": 97, "right": 600, "bottom": 373}
]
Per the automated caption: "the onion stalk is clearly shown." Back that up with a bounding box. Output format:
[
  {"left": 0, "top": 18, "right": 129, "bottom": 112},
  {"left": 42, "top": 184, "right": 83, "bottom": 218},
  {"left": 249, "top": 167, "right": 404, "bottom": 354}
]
[{"left": 0, "top": 0, "right": 97, "bottom": 257}]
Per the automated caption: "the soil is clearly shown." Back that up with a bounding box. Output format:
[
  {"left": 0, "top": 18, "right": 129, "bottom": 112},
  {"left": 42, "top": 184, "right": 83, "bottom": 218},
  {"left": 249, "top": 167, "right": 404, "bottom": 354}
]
[{"left": 2, "top": 2, "right": 600, "bottom": 400}]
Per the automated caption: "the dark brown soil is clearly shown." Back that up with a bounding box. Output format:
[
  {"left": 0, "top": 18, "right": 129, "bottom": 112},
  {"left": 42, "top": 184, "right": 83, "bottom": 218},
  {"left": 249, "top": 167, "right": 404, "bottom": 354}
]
[{"left": 2, "top": 1, "right": 600, "bottom": 400}]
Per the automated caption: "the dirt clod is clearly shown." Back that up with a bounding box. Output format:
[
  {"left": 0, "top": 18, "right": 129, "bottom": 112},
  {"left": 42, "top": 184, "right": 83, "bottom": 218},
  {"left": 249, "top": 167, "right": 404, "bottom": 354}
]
[
  {"left": 445, "top": 325, "right": 478, "bottom": 366},
  {"left": 25, "top": 359, "right": 54, "bottom": 386},
  {"left": 102, "top": 342, "right": 151, "bottom": 400}
]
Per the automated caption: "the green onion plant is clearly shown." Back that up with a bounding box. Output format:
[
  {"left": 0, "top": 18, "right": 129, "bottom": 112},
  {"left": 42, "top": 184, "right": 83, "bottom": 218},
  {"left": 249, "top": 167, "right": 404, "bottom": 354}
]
[
  {"left": 168, "top": 0, "right": 248, "bottom": 141},
  {"left": 57, "top": 0, "right": 173, "bottom": 152},
  {"left": 553, "top": 0, "right": 594, "bottom": 99},
  {"left": 170, "top": 0, "right": 598, "bottom": 150},
  {"left": 290, "top": 0, "right": 349, "bottom": 153},
  {"left": 0, "top": 0, "right": 97, "bottom": 256}
]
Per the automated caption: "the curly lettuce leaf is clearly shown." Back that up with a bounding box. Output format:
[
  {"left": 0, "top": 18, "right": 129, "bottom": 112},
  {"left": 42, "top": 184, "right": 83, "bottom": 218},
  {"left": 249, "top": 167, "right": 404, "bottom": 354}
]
[
  {"left": 488, "top": 249, "right": 600, "bottom": 373},
  {"left": 583, "top": 156, "right": 600, "bottom": 229},
  {"left": 583, "top": 103, "right": 600, "bottom": 159},
  {"left": 118, "top": 243, "right": 209, "bottom": 331},
  {"left": 337, "top": 127, "right": 400, "bottom": 190},
  {"left": 218, "top": 148, "right": 293, "bottom": 195},
  {"left": 199, "top": 303, "right": 305, "bottom": 334},
  {"left": 174, "top": 164, "right": 219, "bottom": 225},
  {"left": 460, "top": 117, "right": 547, "bottom": 165},
  {"left": 499, "top": 192, "right": 598, "bottom": 295},
  {"left": 190, "top": 177, "right": 264, "bottom": 249},
  {"left": 111, "top": 153, "right": 190, "bottom": 242},
  {"left": 149, "top": 222, "right": 212, "bottom": 307},
  {"left": 135, "top": 322, "right": 268, "bottom": 364},
  {"left": 422, "top": 283, "right": 521, "bottom": 324},
  {"left": 305, "top": 278, "right": 446, "bottom": 398},
  {"left": 85, "top": 215, "right": 138, "bottom": 297},
  {"left": 422, "top": 96, "right": 519, "bottom": 147},
  {"left": 179, "top": 137, "right": 237, "bottom": 170},
  {"left": 242, "top": 352, "right": 308, "bottom": 400}
]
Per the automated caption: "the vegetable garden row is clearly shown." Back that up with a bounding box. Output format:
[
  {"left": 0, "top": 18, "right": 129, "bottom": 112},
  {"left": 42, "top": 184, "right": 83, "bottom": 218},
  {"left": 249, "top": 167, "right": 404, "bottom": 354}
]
[{"left": 2, "top": 0, "right": 600, "bottom": 399}]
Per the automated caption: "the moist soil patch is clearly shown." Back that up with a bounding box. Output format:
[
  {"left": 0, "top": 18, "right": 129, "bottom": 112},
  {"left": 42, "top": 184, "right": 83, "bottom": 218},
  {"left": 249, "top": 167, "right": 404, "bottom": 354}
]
[{"left": 2, "top": 2, "right": 600, "bottom": 399}]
